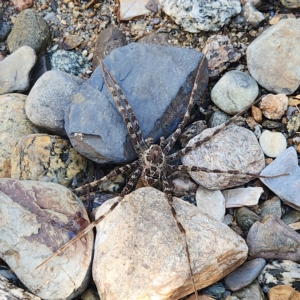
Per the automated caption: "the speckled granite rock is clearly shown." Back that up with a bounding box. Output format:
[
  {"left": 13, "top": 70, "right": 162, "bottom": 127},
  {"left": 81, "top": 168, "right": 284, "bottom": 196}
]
[
  {"left": 159, "top": 0, "right": 241, "bottom": 32},
  {"left": 0, "top": 94, "right": 39, "bottom": 178},
  {"left": 7, "top": 9, "right": 51, "bottom": 54},
  {"left": 0, "top": 46, "right": 36, "bottom": 95},
  {"left": 11, "top": 134, "right": 94, "bottom": 188},
  {"left": 0, "top": 178, "right": 94, "bottom": 300}
]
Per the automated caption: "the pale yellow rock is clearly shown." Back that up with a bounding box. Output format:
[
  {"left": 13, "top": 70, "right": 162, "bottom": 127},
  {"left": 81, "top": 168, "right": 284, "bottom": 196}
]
[
  {"left": 119, "top": 0, "right": 151, "bottom": 20},
  {"left": 268, "top": 285, "right": 300, "bottom": 300},
  {"left": 93, "top": 187, "right": 248, "bottom": 300},
  {"left": 259, "top": 94, "right": 288, "bottom": 119}
]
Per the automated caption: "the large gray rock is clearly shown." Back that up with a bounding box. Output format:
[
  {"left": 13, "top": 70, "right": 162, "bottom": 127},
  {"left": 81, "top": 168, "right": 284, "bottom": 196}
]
[
  {"left": 159, "top": 0, "right": 241, "bottom": 32},
  {"left": 0, "top": 179, "right": 94, "bottom": 300},
  {"left": 93, "top": 187, "right": 248, "bottom": 299},
  {"left": 0, "top": 46, "right": 36, "bottom": 95},
  {"left": 260, "top": 147, "right": 300, "bottom": 210},
  {"left": 182, "top": 124, "right": 265, "bottom": 190},
  {"left": 7, "top": 9, "right": 51, "bottom": 54},
  {"left": 247, "top": 19, "right": 300, "bottom": 94},
  {"left": 65, "top": 43, "right": 209, "bottom": 164},
  {"left": 25, "top": 70, "right": 83, "bottom": 136}
]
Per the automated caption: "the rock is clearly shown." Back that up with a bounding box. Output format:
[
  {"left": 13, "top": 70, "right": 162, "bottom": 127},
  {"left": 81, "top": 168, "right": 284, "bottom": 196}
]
[
  {"left": 224, "top": 258, "right": 266, "bottom": 291},
  {"left": 159, "top": 0, "right": 241, "bottom": 32},
  {"left": 203, "top": 35, "right": 242, "bottom": 77},
  {"left": 119, "top": 0, "right": 151, "bottom": 20},
  {"left": 208, "top": 111, "right": 231, "bottom": 128},
  {"left": 50, "top": 49, "right": 87, "bottom": 76},
  {"left": 93, "top": 187, "right": 248, "bottom": 299},
  {"left": 222, "top": 187, "right": 263, "bottom": 208},
  {"left": 268, "top": 285, "right": 300, "bottom": 300},
  {"left": 0, "top": 94, "right": 39, "bottom": 178},
  {"left": 261, "top": 197, "right": 282, "bottom": 218},
  {"left": 29, "top": 54, "right": 51, "bottom": 88},
  {"left": 229, "top": 280, "right": 265, "bottom": 300},
  {"left": 251, "top": 105, "right": 262, "bottom": 123},
  {"left": 11, "top": 134, "right": 94, "bottom": 188},
  {"left": 0, "top": 46, "right": 36, "bottom": 95},
  {"left": 281, "top": 208, "right": 300, "bottom": 225},
  {"left": 7, "top": 9, "right": 51, "bottom": 54},
  {"left": 171, "top": 172, "right": 198, "bottom": 197},
  {"left": 259, "top": 94, "right": 288, "bottom": 119},
  {"left": 260, "top": 147, "right": 300, "bottom": 210},
  {"left": 246, "top": 215, "right": 300, "bottom": 261},
  {"left": 138, "top": 32, "right": 170, "bottom": 46},
  {"left": 247, "top": 19, "right": 300, "bottom": 94},
  {"left": 61, "top": 35, "right": 84, "bottom": 50},
  {"left": 0, "top": 274, "right": 40, "bottom": 300},
  {"left": 287, "top": 113, "right": 300, "bottom": 136},
  {"left": 65, "top": 43, "right": 208, "bottom": 164},
  {"left": 280, "top": 0, "right": 300, "bottom": 8},
  {"left": 211, "top": 71, "right": 259, "bottom": 115},
  {"left": 180, "top": 121, "right": 207, "bottom": 147},
  {"left": 259, "top": 130, "right": 287, "bottom": 158},
  {"left": 0, "top": 10, "right": 11, "bottom": 42},
  {"left": 240, "top": 0, "right": 262, "bottom": 7},
  {"left": 0, "top": 178, "right": 94, "bottom": 299},
  {"left": 262, "top": 120, "right": 284, "bottom": 130},
  {"left": 186, "top": 294, "right": 214, "bottom": 300},
  {"left": 196, "top": 186, "right": 225, "bottom": 222},
  {"left": 258, "top": 260, "right": 300, "bottom": 293},
  {"left": 12, "top": 0, "right": 33, "bottom": 11},
  {"left": 92, "top": 26, "right": 127, "bottom": 69},
  {"left": 25, "top": 70, "right": 83, "bottom": 136},
  {"left": 242, "top": 3, "right": 265, "bottom": 27},
  {"left": 202, "top": 282, "right": 230, "bottom": 299},
  {"left": 182, "top": 124, "right": 265, "bottom": 190},
  {"left": 236, "top": 207, "right": 262, "bottom": 231}
]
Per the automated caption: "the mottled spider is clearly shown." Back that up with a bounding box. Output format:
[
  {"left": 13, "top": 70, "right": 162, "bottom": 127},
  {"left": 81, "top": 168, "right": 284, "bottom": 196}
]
[{"left": 36, "top": 56, "right": 286, "bottom": 299}]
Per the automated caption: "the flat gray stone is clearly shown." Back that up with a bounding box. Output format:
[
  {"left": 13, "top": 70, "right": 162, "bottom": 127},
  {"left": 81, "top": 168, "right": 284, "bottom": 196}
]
[
  {"left": 224, "top": 258, "right": 266, "bottom": 291},
  {"left": 260, "top": 147, "right": 300, "bottom": 210},
  {"left": 247, "top": 18, "right": 300, "bottom": 94},
  {"left": 25, "top": 70, "right": 83, "bottom": 136},
  {"left": 65, "top": 43, "right": 208, "bottom": 163},
  {"left": 0, "top": 46, "right": 36, "bottom": 95}
]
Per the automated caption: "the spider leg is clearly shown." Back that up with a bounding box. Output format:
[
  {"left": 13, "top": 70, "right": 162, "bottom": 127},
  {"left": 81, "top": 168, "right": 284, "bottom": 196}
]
[
  {"left": 168, "top": 165, "right": 289, "bottom": 178},
  {"left": 101, "top": 62, "right": 147, "bottom": 154},
  {"left": 163, "top": 56, "right": 206, "bottom": 156},
  {"left": 162, "top": 175, "right": 199, "bottom": 300},
  {"left": 167, "top": 95, "right": 266, "bottom": 162},
  {"left": 73, "top": 160, "right": 139, "bottom": 194},
  {"left": 35, "top": 166, "right": 143, "bottom": 270}
]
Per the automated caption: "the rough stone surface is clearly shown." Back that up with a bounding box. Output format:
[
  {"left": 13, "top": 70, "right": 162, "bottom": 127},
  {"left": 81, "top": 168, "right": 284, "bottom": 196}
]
[
  {"left": 281, "top": 208, "right": 300, "bottom": 225},
  {"left": 92, "top": 26, "right": 126, "bottom": 69},
  {"left": 0, "top": 94, "right": 39, "bottom": 178},
  {"left": 236, "top": 207, "right": 262, "bottom": 231},
  {"left": 196, "top": 186, "right": 225, "bottom": 222},
  {"left": 182, "top": 124, "right": 265, "bottom": 190},
  {"left": 208, "top": 110, "right": 230, "bottom": 128},
  {"left": 229, "top": 280, "right": 265, "bottom": 300},
  {"left": 7, "top": 9, "right": 51, "bottom": 54},
  {"left": 0, "top": 178, "right": 94, "bottom": 300},
  {"left": 25, "top": 70, "right": 83, "bottom": 136},
  {"left": 258, "top": 260, "right": 300, "bottom": 293},
  {"left": 259, "top": 94, "right": 288, "bottom": 120},
  {"left": 224, "top": 258, "right": 266, "bottom": 291},
  {"left": 211, "top": 70, "right": 258, "bottom": 115},
  {"left": 240, "top": 0, "right": 262, "bottom": 6},
  {"left": 261, "top": 197, "right": 282, "bottom": 218},
  {"left": 0, "top": 10, "right": 11, "bottom": 42},
  {"left": 0, "top": 46, "right": 36, "bottom": 95},
  {"left": 260, "top": 147, "right": 300, "bottom": 210},
  {"left": 159, "top": 0, "right": 241, "bottom": 32},
  {"left": 13, "top": 0, "right": 33, "bottom": 11},
  {"left": 287, "top": 113, "right": 300, "bottom": 137},
  {"left": 65, "top": 43, "right": 208, "bottom": 164},
  {"left": 280, "top": 0, "right": 300, "bottom": 8},
  {"left": 247, "top": 19, "right": 300, "bottom": 94},
  {"left": 93, "top": 187, "right": 248, "bottom": 300},
  {"left": 222, "top": 187, "right": 263, "bottom": 208},
  {"left": 203, "top": 35, "right": 242, "bottom": 77},
  {"left": 268, "top": 285, "right": 300, "bottom": 300},
  {"left": 242, "top": 3, "right": 265, "bottom": 27},
  {"left": 246, "top": 215, "right": 300, "bottom": 261},
  {"left": 259, "top": 130, "right": 287, "bottom": 158},
  {"left": 0, "top": 274, "right": 40, "bottom": 300},
  {"left": 11, "top": 134, "right": 94, "bottom": 188}
]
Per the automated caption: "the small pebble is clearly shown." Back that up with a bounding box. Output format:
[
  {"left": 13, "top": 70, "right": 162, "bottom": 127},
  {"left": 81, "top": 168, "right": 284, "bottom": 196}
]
[{"left": 259, "top": 130, "right": 287, "bottom": 157}]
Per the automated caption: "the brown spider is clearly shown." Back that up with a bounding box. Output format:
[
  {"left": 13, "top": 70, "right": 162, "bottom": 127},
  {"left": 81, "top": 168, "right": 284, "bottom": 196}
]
[{"left": 36, "top": 56, "right": 287, "bottom": 299}]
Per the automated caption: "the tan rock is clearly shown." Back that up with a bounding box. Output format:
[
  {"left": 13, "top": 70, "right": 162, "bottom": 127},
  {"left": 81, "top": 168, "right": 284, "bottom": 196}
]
[
  {"left": 280, "top": 0, "right": 300, "bottom": 8},
  {"left": 0, "top": 178, "right": 94, "bottom": 300},
  {"left": 119, "top": 0, "right": 151, "bottom": 20},
  {"left": 252, "top": 105, "right": 262, "bottom": 123},
  {"left": 259, "top": 94, "right": 288, "bottom": 119},
  {"left": 93, "top": 187, "right": 248, "bottom": 300},
  {"left": 268, "top": 285, "right": 300, "bottom": 300},
  {"left": 13, "top": 0, "right": 33, "bottom": 10},
  {"left": 0, "top": 94, "right": 39, "bottom": 177},
  {"left": 269, "top": 13, "right": 296, "bottom": 25},
  {"left": 11, "top": 134, "right": 94, "bottom": 188}
]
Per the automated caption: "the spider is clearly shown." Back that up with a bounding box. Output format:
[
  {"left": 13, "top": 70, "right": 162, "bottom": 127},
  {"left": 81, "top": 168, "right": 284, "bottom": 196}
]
[{"left": 36, "top": 56, "right": 287, "bottom": 299}]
